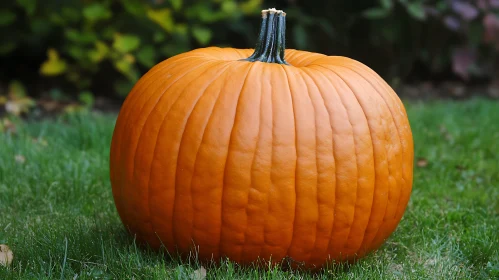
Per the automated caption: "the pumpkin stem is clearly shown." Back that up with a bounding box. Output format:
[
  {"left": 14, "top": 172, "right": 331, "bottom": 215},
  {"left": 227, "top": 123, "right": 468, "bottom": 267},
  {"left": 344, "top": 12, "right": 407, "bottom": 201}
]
[{"left": 243, "top": 8, "right": 288, "bottom": 65}]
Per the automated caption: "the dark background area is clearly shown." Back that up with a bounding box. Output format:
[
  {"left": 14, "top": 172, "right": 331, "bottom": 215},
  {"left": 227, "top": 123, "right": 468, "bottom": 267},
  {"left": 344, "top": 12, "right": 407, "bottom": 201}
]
[{"left": 1, "top": 0, "right": 499, "bottom": 116}]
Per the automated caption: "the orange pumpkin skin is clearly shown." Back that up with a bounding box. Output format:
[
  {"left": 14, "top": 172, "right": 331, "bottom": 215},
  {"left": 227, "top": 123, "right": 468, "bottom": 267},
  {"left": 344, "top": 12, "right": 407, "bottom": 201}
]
[{"left": 110, "top": 10, "right": 414, "bottom": 269}]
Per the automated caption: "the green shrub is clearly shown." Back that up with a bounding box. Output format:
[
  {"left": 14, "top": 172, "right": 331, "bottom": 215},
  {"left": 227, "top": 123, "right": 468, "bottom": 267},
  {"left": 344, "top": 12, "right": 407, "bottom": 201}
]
[
  {"left": 0, "top": 0, "right": 262, "bottom": 97},
  {"left": 283, "top": 0, "right": 499, "bottom": 83},
  {"left": 1, "top": 0, "right": 499, "bottom": 102}
]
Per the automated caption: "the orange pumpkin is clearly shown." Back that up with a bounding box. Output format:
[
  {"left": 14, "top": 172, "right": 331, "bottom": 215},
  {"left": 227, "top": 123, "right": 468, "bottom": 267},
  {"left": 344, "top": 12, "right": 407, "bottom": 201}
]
[{"left": 110, "top": 8, "right": 414, "bottom": 269}]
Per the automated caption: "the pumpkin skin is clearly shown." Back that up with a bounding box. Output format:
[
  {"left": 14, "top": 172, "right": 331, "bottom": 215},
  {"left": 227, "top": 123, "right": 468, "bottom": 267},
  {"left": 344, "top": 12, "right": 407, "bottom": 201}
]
[{"left": 110, "top": 10, "right": 414, "bottom": 270}]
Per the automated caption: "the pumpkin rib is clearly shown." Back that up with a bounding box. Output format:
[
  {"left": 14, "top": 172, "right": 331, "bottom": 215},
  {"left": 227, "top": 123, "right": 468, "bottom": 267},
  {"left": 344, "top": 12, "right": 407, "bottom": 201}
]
[
  {"left": 239, "top": 63, "right": 264, "bottom": 262},
  {"left": 298, "top": 67, "right": 321, "bottom": 264},
  {"left": 256, "top": 64, "right": 276, "bottom": 261},
  {"left": 285, "top": 50, "right": 326, "bottom": 67},
  {"left": 133, "top": 60, "right": 226, "bottom": 230},
  {"left": 319, "top": 66, "right": 378, "bottom": 254},
  {"left": 111, "top": 55, "right": 213, "bottom": 229},
  {"left": 290, "top": 65, "right": 323, "bottom": 264},
  {"left": 322, "top": 64, "right": 397, "bottom": 252},
  {"left": 327, "top": 68, "right": 377, "bottom": 255},
  {"left": 140, "top": 60, "right": 229, "bottom": 249},
  {"left": 218, "top": 62, "right": 258, "bottom": 260},
  {"left": 262, "top": 66, "right": 274, "bottom": 258},
  {"left": 278, "top": 65, "right": 299, "bottom": 263},
  {"left": 314, "top": 67, "right": 360, "bottom": 259},
  {"left": 147, "top": 60, "right": 235, "bottom": 253},
  {"left": 148, "top": 59, "right": 230, "bottom": 249},
  {"left": 171, "top": 61, "right": 237, "bottom": 253},
  {"left": 346, "top": 63, "right": 412, "bottom": 221},
  {"left": 321, "top": 69, "right": 364, "bottom": 254},
  {"left": 322, "top": 65, "right": 393, "bottom": 254},
  {"left": 340, "top": 63, "right": 412, "bottom": 247},
  {"left": 299, "top": 67, "right": 337, "bottom": 264},
  {"left": 118, "top": 58, "right": 219, "bottom": 240},
  {"left": 336, "top": 63, "right": 406, "bottom": 222},
  {"left": 262, "top": 64, "right": 296, "bottom": 261},
  {"left": 305, "top": 68, "right": 340, "bottom": 261},
  {"left": 307, "top": 67, "right": 353, "bottom": 260}
]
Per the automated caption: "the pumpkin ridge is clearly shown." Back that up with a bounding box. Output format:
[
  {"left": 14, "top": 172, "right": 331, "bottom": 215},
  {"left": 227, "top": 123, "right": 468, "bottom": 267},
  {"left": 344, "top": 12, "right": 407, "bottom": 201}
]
[
  {"left": 264, "top": 63, "right": 298, "bottom": 260},
  {"left": 277, "top": 65, "right": 300, "bottom": 263},
  {"left": 218, "top": 62, "right": 257, "bottom": 260},
  {"left": 299, "top": 67, "right": 337, "bottom": 264},
  {"left": 342, "top": 63, "right": 412, "bottom": 221},
  {"left": 319, "top": 64, "right": 393, "bottom": 253},
  {"left": 317, "top": 66, "right": 377, "bottom": 253},
  {"left": 134, "top": 62, "right": 224, "bottom": 208},
  {"left": 142, "top": 61, "right": 228, "bottom": 249},
  {"left": 335, "top": 64, "right": 406, "bottom": 222},
  {"left": 322, "top": 68, "right": 362, "bottom": 255},
  {"left": 171, "top": 61, "right": 237, "bottom": 253},
  {"left": 119, "top": 59, "right": 219, "bottom": 239},
  {"left": 240, "top": 63, "right": 263, "bottom": 261},
  {"left": 154, "top": 60, "right": 235, "bottom": 253},
  {"left": 254, "top": 65, "right": 273, "bottom": 261},
  {"left": 309, "top": 66, "right": 359, "bottom": 259},
  {"left": 303, "top": 68, "right": 339, "bottom": 262},
  {"left": 339, "top": 63, "right": 412, "bottom": 237},
  {"left": 298, "top": 67, "right": 320, "bottom": 264},
  {"left": 296, "top": 67, "right": 329, "bottom": 264},
  {"left": 112, "top": 56, "right": 212, "bottom": 228},
  {"left": 261, "top": 66, "right": 273, "bottom": 258},
  {"left": 281, "top": 65, "right": 319, "bottom": 265}
]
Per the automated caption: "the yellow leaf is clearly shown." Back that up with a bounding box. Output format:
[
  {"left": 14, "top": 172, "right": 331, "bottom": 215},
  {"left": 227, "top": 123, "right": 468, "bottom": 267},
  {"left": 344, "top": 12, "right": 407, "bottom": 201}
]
[
  {"left": 40, "top": 48, "right": 67, "bottom": 76},
  {"left": 0, "top": 95, "right": 6, "bottom": 105},
  {"left": 88, "top": 41, "right": 109, "bottom": 63},
  {"left": 240, "top": 0, "right": 262, "bottom": 14},
  {"left": 147, "top": 8, "right": 174, "bottom": 32}
]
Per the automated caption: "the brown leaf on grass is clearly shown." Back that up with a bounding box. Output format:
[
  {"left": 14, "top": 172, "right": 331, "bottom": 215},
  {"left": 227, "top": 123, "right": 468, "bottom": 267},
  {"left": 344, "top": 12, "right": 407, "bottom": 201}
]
[
  {"left": 189, "top": 266, "right": 206, "bottom": 280},
  {"left": 417, "top": 158, "right": 428, "bottom": 167},
  {"left": 32, "top": 138, "right": 48, "bottom": 146},
  {"left": 15, "top": 154, "right": 25, "bottom": 164},
  {"left": 0, "top": 244, "right": 13, "bottom": 267},
  {"left": 0, "top": 118, "right": 17, "bottom": 134},
  {"left": 455, "top": 165, "right": 466, "bottom": 171},
  {"left": 439, "top": 125, "right": 453, "bottom": 142},
  {"left": 38, "top": 99, "right": 62, "bottom": 112}
]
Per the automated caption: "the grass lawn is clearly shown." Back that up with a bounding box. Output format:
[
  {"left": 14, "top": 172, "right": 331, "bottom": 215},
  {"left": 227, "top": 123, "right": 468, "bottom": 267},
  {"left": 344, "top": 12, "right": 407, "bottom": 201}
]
[{"left": 1, "top": 98, "right": 498, "bottom": 279}]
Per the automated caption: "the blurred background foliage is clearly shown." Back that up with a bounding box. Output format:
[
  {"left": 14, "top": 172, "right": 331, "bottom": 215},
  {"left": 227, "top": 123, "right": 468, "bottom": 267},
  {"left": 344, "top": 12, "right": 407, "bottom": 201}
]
[{"left": 1, "top": 0, "right": 499, "bottom": 115}]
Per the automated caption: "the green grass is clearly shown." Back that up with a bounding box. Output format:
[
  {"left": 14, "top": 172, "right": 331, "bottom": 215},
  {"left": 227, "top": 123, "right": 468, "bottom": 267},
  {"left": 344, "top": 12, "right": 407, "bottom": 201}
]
[{"left": 1, "top": 98, "right": 498, "bottom": 279}]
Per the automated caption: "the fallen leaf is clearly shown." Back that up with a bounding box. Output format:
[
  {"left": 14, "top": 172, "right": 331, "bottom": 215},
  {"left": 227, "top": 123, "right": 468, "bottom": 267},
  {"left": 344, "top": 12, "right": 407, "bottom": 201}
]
[
  {"left": 38, "top": 99, "right": 62, "bottom": 112},
  {"left": 15, "top": 154, "right": 25, "bottom": 164},
  {"left": 32, "top": 138, "right": 48, "bottom": 146},
  {"left": 4, "top": 98, "right": 35, "bottom": 116},
  {"left": 189, "top": 266, "right": 206, "bottom": 280},
  {"left": 0, "top": 118, "right": 17, "bottom": 134},
  {"left": 417, "top": 158, "right": 428, "bottom": 167},
  {"left": 455, "top": 165, "right": 466, "bottom": 171},
  {"left": 0, "top": 244, "right": 13, "bottom": 266}
]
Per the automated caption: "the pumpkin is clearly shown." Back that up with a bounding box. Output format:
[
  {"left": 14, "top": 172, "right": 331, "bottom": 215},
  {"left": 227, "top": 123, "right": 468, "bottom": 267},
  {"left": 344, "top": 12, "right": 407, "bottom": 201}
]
[{"left": 110, "top": 8, "right": 414, "bottom": 269}]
